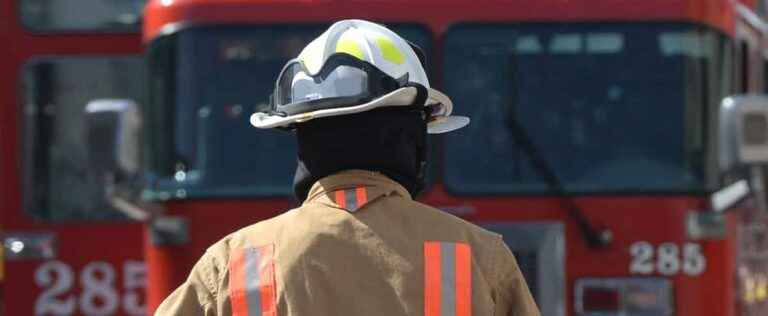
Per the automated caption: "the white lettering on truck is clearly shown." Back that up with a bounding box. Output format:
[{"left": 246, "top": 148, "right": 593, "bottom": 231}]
[
  {"left": 34, "top": 260, "right": 147, "bottom": 316},
  {"left": 629, "top": 241, "right": 706, "bottom": 276}
]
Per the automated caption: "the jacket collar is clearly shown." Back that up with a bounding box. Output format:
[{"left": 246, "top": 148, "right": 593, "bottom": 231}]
[{"left": 304, "top": 170, "right": 411, "bottom": 210}]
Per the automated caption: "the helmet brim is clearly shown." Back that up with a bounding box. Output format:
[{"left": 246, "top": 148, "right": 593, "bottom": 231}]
[
  {"left": 423, "top": 88, "right": 470, "bottom": 134},
  {"left": 250, "top": 87, "right": 469, "bottom": 134}
]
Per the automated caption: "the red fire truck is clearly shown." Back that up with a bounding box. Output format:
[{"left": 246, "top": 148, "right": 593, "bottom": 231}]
[
  {"left": 139, "top": 0, "right": 768, "bottom": 315},
  {"left": 0, "top": 0, "right": 147, "bottom": 315},
  {"left": 6, "top": 0, "right": 768, "bottom": 315}
]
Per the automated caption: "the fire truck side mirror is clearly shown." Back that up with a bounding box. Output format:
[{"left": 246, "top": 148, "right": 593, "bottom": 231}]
[
  {"left": 84, "top": 99, "right": 148, "bottom": 219},
  {"left": 719, "top": 95, "right": 768, "bottom": 169},
  {"left": 85, "top": 99, "right": 141, "bottom": 175}
]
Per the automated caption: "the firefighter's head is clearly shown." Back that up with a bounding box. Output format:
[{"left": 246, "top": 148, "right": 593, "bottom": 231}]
[{"left": 250, "top": 19, "right": 469, "bottom": 200}]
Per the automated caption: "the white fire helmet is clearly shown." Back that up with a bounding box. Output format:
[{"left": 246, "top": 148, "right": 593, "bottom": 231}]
[{"left": 250, "top": 19, "right": 469, "bottom": 134}]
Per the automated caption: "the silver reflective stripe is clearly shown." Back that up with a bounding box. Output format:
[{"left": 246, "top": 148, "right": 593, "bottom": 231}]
[
  {"left": 345, "top": 189, "right": 358, "bottom": 212},
  {"left": 441, "top": 243, "right": 457, "bottom": 316},
  {"left": 245, "top": 248, "right": 263, "bottom": 316}
]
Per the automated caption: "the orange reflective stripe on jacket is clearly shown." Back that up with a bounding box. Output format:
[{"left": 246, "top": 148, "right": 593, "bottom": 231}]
[
  {"left": 334, "top": 186, "right": 369, "bottom": 212},
  {"left": 425, "top": 242, "right": 472, "bottom": 316},
  {"left": 229, "top": 244, "right": 277, "bottom": 316}
]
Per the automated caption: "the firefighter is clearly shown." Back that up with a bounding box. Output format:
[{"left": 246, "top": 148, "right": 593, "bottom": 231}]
[{"left": 156, "top": 19, "right": 540, "bottom": 316}]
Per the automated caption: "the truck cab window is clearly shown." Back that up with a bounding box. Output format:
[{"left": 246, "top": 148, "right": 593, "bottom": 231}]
[
  {"left": 20, "top": 0, "right": 145, "bottom": 32},
  {"left": 144, "top": 25, "right": 431, "bottom": 199},
  {"left": 443, "top": 23, "right": 730, "bottom": 194},
  {"left": 22, "top": 57, "right": 145, "bottom": 221}
]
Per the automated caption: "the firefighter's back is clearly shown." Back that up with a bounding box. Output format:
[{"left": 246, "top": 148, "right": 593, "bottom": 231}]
[{"left": 156, "top": 172, "right": 539, "bottom": 316}]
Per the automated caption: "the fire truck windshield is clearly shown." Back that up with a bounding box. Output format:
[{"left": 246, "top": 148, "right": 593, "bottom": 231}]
[
  {"left": 443, "top": 23, "right": 732, "bottom": 194},
  {"left": 144, "top": 25, "right": 430, "bottom": 199},
  {"left": 20, "top": 0, "right": 145, "bottom": 31}
]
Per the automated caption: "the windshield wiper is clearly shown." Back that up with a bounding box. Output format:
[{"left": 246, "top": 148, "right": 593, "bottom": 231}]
[{"left": 505, "top": 114, "right": 612, "bottom": 249}]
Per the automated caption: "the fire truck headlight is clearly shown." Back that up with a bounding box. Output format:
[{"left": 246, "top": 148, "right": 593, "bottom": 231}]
[{"left": 575, "top": 278, "right": 674, "bottom": 315}]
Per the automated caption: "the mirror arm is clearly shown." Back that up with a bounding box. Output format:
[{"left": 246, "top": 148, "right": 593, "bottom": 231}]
[
  {"left": 108, "top": 195, "right": 161, "bottom": 222},
  {"left": 750, "top": 165, "right": 768, "bottom": 215}
]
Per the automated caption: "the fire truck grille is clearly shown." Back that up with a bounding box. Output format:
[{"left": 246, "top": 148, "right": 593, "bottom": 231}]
[
  {"left": 484, "top": 222, "right": 564, "bottom": 316},
  {"left": 512, "top": 249, "right": 540, "bottom": 303}
]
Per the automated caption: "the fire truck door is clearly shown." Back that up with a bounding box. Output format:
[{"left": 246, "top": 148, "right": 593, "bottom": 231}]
[{"left": 3, "top": 57, "right": 147, "bottom": 316}]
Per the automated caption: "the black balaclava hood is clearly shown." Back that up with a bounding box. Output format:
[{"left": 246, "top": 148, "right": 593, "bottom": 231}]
[{"left": 292, "top": 105, "right": 428, "bottom": 201}]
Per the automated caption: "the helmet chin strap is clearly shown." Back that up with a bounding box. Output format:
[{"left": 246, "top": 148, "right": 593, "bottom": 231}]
[
  {"left": 404, "top": 82, "right": 428, "bottom": 110},
  {"left": 404, "top": 83, "right": 429, "bottom": 191}
]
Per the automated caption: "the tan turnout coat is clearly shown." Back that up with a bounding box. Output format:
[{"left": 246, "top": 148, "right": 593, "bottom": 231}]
[{"left": 156, "top": 170, "right": 540, "bottom": 316}]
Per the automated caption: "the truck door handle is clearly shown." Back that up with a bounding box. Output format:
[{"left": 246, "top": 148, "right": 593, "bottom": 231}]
[{"left": 3, "top": 232, "right": 57, "bottom": 261}]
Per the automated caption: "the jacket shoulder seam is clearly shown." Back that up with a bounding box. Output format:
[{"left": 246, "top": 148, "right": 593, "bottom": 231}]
[{"left": 201, "top": 250, "right": 221, "bottom": 304}]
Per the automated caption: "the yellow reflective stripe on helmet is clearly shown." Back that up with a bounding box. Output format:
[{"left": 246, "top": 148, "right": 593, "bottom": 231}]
[
  {"left": 376, "top": 36, "right": 405, "bottom": 65},
  {"left": 336, "top": 39, "right": 365, "bottom": 60}
]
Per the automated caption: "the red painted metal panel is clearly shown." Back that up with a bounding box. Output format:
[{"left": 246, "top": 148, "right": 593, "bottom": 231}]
[{"left": 143, "top": 0, "right": 737, "bottom": 42}]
